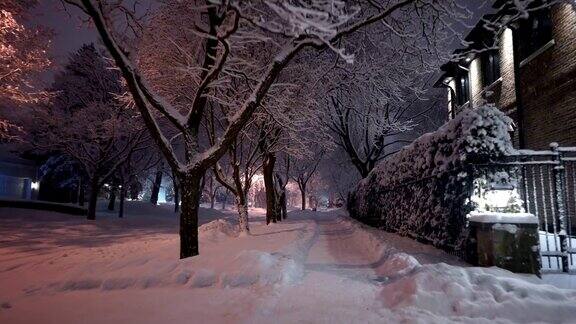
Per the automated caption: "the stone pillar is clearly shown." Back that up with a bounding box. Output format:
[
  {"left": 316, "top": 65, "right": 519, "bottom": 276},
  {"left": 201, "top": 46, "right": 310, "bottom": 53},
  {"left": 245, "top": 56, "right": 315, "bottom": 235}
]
[{"left": 468, "top": 212, "right": 541, "bottom": 276}]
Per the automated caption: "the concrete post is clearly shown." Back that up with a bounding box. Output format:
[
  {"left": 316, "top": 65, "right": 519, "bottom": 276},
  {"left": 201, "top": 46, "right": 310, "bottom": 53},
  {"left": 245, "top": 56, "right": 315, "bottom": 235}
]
[{"left": 468, "top": 212, "right": 541, "bottom": 276}]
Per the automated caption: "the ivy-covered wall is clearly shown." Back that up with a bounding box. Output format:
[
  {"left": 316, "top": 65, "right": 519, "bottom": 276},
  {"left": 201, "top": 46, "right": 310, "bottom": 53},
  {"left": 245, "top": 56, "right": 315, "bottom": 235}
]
[{"left": 348, "top": 105, "right": 515, "bottom": 253}]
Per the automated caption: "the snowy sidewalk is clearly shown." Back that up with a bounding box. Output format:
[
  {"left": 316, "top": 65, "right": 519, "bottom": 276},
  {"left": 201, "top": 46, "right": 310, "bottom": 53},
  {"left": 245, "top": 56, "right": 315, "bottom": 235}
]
[{"left": 2, "top": 205, "right": 576, "bottom": 323}]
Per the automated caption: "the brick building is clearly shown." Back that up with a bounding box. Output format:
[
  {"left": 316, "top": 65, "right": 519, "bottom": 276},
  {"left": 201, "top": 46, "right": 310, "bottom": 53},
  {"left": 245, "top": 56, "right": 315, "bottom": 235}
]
[{"left": 436, "top": 1, "right": 576, "bottom": 149}]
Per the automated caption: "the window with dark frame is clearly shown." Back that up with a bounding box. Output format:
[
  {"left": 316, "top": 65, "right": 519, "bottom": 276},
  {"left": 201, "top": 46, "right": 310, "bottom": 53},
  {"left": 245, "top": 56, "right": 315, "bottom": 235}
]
[
  {"left": 481, "top": 51, "right": 501, "bottom": 87},
  {"left": 516, "top": 7, "right": 553, "bottom": 61},
  {"left": 456, "top": 73, "right": 470, "bottom": 106}
]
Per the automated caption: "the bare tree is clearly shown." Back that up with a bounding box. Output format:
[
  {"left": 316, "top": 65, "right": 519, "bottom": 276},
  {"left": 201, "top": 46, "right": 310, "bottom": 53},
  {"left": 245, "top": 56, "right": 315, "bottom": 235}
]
[
  {"left": 62, "top": 0, "right": 496, "bottom": 258},
  {"left": 291, "top": 150, "right": 324, "bottom": 211},
  {"left": 116, "top": 148, "right": 161, "bottom": 217},
  {"left": 318, "top": 149, "right": 361, "bottom": 205},
  {"left": 212, "top": 126, "right": 262, "bottom": 235},
  {"left": 149, "top": 162, "right": 164, "bottom": 205},
  {"left": 202, "top": 170, "right": 222, "bottom": 209},
  {"left": 274, "top": 153, "right": 290, "bottom": 219},
  {"left": 32, "top": 44, "right": 148, "bottom": 219}
]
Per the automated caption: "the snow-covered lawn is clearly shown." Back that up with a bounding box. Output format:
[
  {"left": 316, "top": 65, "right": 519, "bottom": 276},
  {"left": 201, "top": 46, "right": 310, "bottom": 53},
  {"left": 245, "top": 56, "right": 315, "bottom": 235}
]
[{"left": 2, "top": 203, "right": 576, "bottom": 323}]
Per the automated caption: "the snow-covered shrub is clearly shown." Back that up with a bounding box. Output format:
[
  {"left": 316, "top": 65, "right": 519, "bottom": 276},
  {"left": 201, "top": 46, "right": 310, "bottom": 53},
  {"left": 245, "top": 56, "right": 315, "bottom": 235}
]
[{"left": 348, "top": 104, "right": 514, "bottom": 253}]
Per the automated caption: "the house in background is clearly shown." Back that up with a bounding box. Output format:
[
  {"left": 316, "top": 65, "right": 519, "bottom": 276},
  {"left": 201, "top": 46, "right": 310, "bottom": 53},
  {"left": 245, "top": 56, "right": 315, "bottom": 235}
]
[
  {"left": 436, "top": 1, "right": 576, "bottom": 149},
  {"left": 0, "top": 146, "right": 39, "bottom": 200}
]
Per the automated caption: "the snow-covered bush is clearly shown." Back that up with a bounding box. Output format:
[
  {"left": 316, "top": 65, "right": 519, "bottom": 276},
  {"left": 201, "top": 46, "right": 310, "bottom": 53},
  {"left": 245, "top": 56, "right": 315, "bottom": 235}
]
[{"left": 348, "top": 104, "right": 514, "bottom": 253}]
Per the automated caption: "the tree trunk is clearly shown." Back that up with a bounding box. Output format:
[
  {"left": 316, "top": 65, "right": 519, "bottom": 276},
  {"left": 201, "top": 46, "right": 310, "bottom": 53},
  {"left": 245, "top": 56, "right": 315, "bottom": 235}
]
[
  {"left": 274, "top": 189, "right": 282, "bottom": 222},
  {"left": 221, "top": 190, "right": 227, "bottom": 210},
  {"left": 107, "top": 188, "right": 116, "bottom": 211},
  {"left": 300, "top": 183, "right": 306, "bottom": 210},
  {"left": 178, "top": 172, "right": 202, "bottom": 259},
  {"left": 173, "top": 174, "right": 180, "bottom": 213},
  {"left": 87, "top": 178, "right": 100, "bottom": 220},
  {"left": 78, "top": 182, "right": 85, "bottom": 207},
  {"left": 76, "top": 178, "right": 81, "bottom": 204},
  {"left": 235, "top": 194, "right": 250, "bottom": 235},
  {"left": 206, "top": 175, "right": 216, "bottom": 209},
  {"left": 280, "top": 189, "right": 287, "bottom": 219},
  {"left": 210, "top": 192, "right": 215, "bottom": 209},
  {"left": 150, "top": 165, "right": 163, "bottom": 205},
  {"left": 263, "top": 153, "right": 278, "bottom": 224},
  {"left": 275, "top": 174, "right": 288, "bottom": 220},
  {"left": 119, "top": 188, "right": 125, "bottom": 218}
]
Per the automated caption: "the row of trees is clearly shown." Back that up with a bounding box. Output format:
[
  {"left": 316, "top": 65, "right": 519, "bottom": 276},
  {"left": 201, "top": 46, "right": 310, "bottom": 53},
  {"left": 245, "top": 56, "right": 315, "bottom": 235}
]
[
  {"left": 59, "top": 0, "right": 471, "bottom": 259},
  {"left": 3, "top": 0, "right": 554, "bottom": 259}
]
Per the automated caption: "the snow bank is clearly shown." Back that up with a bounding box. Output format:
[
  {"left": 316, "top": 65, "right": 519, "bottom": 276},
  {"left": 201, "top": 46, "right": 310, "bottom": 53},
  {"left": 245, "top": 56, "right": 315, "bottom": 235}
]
[
  {"left": 198, "top": 219, "right": 238, "bottom": 241},
  {"left": 379, "top": 263, "right": 576, "bottom": 322},
  {"left": 221, "top": 250, "right": 303, "bottom": 287},
  {"left": 376, "top": 253, "right": 420, "bottom": 278},
  {"left": 348, "top": 105, "right": 514, "bottom": 251},
  {"left": 4, "top": 208, "right": 576, "bottom": 323},
  {"left": 50, "top": 248, "right": 307, "bottom": 293},
  {"left": 219, "top": 215, "right": 319, "bottom": 288},
  {"left": 339, "top": 212, "right": 576, "bottom": 323},
  {"left": 41, "top": 216, "right": 316, "bottom": 294}
]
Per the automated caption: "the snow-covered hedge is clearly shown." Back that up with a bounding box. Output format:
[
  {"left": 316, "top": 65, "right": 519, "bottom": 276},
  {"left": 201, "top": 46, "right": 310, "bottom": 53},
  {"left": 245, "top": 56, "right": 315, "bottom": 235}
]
[{"left": 348, "top": 104, "right": 514, "bottom": 253}]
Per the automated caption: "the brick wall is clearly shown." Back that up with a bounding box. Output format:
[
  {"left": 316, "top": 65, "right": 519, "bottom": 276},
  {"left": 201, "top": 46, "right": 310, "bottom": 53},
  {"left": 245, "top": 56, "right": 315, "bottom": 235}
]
[
  {"left": 519, "top": 3, "right": 576, "bottom": 149},
  {"left": 470, "top": 29, "right": 517, "bottom": 113},
  {"left": 460, "top": 28, "right": 518, "bottom": 136},
  {"left": 496, "top": 28, "right": 517, "bottom": 113}
]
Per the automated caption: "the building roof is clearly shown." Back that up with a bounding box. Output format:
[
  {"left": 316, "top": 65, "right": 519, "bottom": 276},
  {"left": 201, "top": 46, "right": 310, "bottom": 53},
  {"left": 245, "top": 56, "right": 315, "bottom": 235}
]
[{"left": 434, "top": 6, "right": 511, "bottom": 87}]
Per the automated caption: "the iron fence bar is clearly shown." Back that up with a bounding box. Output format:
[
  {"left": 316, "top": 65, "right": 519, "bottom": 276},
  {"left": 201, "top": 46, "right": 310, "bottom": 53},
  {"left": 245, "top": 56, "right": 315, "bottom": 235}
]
[
  {"left": 521, "top": 167, "right": 530, "bottom": 218},
  {"left": 529, "top": 166, "right": 551, "bottom": 269},
  {"left": 357, "top": 145, "right": 576, "bottom": 272},
  {"left": 547, "top": 166, "right": 562, "bottom": 270},
  {"left": 566, "top": 164, "right": 576, "bottom": 264},
  {"left": 551, "top": 143, "right": 570, "bottom": 272}
]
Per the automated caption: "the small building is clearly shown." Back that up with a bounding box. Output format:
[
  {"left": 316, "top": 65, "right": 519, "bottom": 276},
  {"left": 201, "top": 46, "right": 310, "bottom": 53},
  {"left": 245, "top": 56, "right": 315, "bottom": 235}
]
[
  {"left": 436, "top": 1, "right": 576, "bottom": 150},
  {"left": 0, "top": 146, "right": 39, "bottom": 200}
]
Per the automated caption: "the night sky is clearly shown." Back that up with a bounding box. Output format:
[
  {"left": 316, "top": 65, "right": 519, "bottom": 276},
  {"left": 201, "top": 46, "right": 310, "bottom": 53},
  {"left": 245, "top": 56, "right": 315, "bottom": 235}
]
[
  {"left": 30, "top": 1, "right": 98, "bottom": 85},
  {"left": 29, "top": 0, "right": 491, "bottom": 87}
]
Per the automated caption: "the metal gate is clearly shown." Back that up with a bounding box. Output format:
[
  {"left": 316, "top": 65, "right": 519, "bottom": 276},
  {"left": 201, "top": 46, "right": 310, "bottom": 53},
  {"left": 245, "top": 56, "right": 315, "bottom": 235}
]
[{"left": 504, "top": 144, "right": 576, "bottom": 273}]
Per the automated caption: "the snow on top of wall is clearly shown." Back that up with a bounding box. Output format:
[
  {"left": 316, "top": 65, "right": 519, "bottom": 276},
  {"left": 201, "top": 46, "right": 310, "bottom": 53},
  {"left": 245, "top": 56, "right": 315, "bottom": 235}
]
[{"left": 467, "top": 212, "right": 538, "bottom": 224}]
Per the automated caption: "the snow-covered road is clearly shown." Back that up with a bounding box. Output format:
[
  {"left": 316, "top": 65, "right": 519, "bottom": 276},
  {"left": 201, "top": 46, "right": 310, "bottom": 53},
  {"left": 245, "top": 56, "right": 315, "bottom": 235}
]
[{"left": 2, "top": 204, "right": 576, "bottom": 323}]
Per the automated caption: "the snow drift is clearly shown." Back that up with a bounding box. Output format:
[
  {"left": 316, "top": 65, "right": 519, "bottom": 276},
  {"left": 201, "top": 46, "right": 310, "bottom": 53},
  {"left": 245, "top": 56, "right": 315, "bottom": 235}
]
[
  {"left": 198, "top": 219, "right": 238, "bottom": 241},
  {"left": 340, "top": 215, "right": 576, "bottom": 323},
  {"left": 3, "top": 208, "right": 576, "bottom": 323}
]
